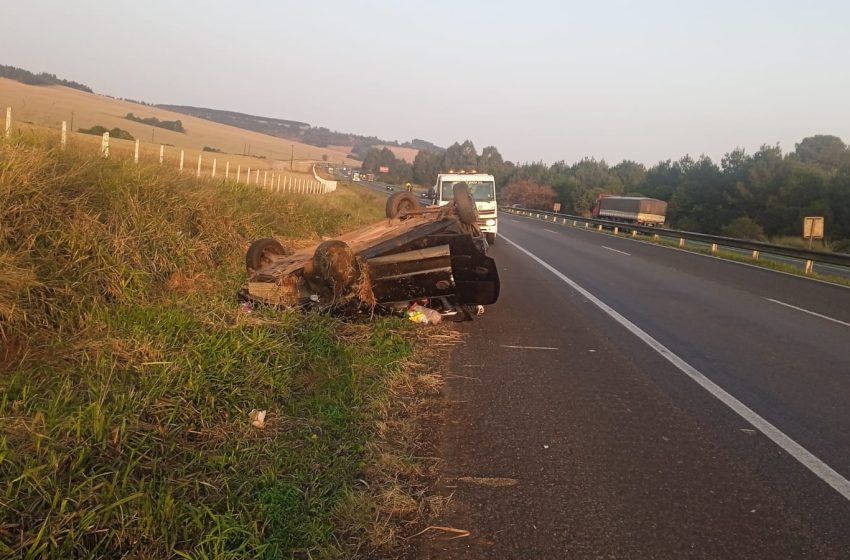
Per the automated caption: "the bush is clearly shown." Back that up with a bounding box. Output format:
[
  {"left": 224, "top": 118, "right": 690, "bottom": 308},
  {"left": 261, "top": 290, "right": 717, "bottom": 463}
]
[
  {"left": 77, "top": 126, "right": 135, "bottom": 141},
  {"left": 831, "top": 239, "right": 850, "bottom": 254},
  {"left": 721, "top": 216, "right": 766, "bottom": 241},
  {"left": 202, "top": 146, "right": 222, "bottom": 153},
  {"left": 125, "top": 112, "right": 186, "bottom": 133}
]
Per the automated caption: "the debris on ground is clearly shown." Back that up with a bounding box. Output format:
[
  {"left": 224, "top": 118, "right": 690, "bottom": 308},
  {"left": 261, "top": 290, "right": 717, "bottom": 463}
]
[{"left": 249, "top": 409, "right": 266, "bottom": 429}]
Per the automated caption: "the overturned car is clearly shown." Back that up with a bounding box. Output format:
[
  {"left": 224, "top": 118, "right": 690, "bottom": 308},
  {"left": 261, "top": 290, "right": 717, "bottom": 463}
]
[{"left": 239, "top": 183, "right": 500, "bottom": 317}]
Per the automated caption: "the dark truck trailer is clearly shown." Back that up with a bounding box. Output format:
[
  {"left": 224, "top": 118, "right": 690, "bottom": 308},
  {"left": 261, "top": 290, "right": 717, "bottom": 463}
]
[{"left": 591, "top": 196, "right": 667, "bottom": 226}]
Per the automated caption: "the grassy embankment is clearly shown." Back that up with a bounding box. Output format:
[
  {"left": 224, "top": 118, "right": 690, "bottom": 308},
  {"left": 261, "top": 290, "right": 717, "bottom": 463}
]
[{"left": 0, "top": 132, "right": 439, "bottom": 558}]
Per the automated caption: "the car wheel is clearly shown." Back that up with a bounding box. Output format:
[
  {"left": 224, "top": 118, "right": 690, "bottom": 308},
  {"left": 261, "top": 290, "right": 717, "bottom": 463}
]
[
  {"left": 385, "top": 192, "right": 419, "bottom": 218},
  {"left": 246, "top": 238, "right": 289, "bottom": 272},
  {"left": 452, "top": 182, "right": 478, "bottom": 226}
]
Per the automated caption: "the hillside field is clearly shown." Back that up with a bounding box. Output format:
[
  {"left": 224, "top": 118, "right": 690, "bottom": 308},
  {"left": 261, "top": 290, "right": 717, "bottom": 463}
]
[{"left": 0, "top": 78, "right": 359, "bottom": 171}]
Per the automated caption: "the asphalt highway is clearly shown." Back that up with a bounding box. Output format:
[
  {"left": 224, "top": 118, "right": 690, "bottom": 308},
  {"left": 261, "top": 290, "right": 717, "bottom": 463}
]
[{"left": 416, "top": 213, "right": 850, "bottom": 559}]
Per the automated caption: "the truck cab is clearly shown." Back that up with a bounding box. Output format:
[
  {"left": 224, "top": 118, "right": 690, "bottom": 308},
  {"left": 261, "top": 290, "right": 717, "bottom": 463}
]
[{"left": 433, "top": 173, "right": 498, "bottom": 244}]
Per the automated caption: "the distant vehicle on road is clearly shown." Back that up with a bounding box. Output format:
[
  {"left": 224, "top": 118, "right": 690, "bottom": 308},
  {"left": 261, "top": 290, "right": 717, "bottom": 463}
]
[
  {"left": 591, "top": 195, "right": 667, "bottom": 226},
  {"left": 352, "top": 171, "right": 361, "bottom": 182},
  {"left": 386, "top": 185, "right": 395, "bottom": 191}
]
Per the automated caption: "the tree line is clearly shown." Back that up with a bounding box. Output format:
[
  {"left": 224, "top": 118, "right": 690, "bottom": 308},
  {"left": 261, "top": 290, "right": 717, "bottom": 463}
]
[
  {"left": 364, "top": 135, "right": 850, "bottom": 250},
  {"left": 0, "top": 64, "right": 93, "bottom": 93}
]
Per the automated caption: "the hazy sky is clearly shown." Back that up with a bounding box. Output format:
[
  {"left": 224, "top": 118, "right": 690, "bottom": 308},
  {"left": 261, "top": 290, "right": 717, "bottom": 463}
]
[{"left": 4, "top": 0, "right": 850, "bottom": 165}]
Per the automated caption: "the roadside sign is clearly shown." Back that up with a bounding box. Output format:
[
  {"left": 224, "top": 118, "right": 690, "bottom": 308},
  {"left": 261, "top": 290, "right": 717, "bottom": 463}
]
[
  {"left": 803, "top": 216, "right": 824, "bottom": 239},
  {"left": 553, "top": 202, "right": 562, "bottom": 213},
  {"left": 379, "top": 166, "right": 389, "bottom": 173},
  {"left": 803, "top": 216, "right": 824, "bottom": 250}
]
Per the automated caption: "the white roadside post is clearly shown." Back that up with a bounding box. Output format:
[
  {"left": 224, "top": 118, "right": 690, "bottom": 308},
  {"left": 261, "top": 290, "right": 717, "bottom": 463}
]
[
  {"left": 212, "top": 158, "right": 217, "bottom": 178},
  {"left": 263, "top": 170, "right": 267, "bottom": 187},
  {"left": 277, "top": 175, "right": 281, "bottom": 191},
  {"left": 197, "top": 155, "right": 202, "bottom": 178},
  {"left": 179, "top": 150, "right": 185, "bottom": 173},
  {"left": 159, "top": 145, "right": 164, "bottom": 164},
  {"left": 246, "top": 167, "right": 251, "bottom": 184},
  {"left": 61, "top": 121, "right": 67, "bottom": 150},
  {"left": 255, "top": 169, "right": 259, "bottom": 185},
  {"left": 225, "top": 161, "right": 230, "bottom": 180},
  {"left": 237, "top": 165, "right": 241, "bottom": 183},
  {"left": 4, "top": 107, "right": 11, "bottom": 138},
  {"left": 101, "top": 132, "right": 110, "bottom": 158},
  {"left": 134, "top": 139, "right": 140, "bottom": 164}
]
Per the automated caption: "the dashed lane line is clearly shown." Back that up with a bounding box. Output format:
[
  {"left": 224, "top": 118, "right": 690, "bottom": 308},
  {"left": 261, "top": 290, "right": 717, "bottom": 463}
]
[
  {"left": 602, "top": 245, "right": 631, "bottom": 256},
  {"left": 500, "top": 233, "right": 850, "bottom": 502},
  {"left": 765, "top": 298, "right": 850, "bottom": 328}
]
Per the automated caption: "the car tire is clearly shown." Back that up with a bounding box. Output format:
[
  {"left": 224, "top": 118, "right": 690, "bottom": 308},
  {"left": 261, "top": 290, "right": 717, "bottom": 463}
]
[
  {"left": 452, "top": 182, "right": 478, "bottom": 226},
  {"left": 385, "top": 192, "right": 419, "bottom": 218},
  {"left": 246, "top": 238, "right": 289, "bottom": 272},
  {"left": 312, "top": 240, "right": 358, "bottom": 298}
]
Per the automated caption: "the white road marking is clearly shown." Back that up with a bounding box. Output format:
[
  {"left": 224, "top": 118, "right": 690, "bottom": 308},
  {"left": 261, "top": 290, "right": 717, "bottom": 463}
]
[
  {"left": 501, "top": 234, "right": 850, "bottom": 502},
  {"left": 501, "top": 345, "right": 559, "bottom": 350},
  {"left": 765, "top": 298, "right": 850, "bottom": 328},
  {"left": 602, "top": 245, "right": 631, "bottom": 256},
  {"left": 544, "top": 228, "right": 560, "bottom": 234}
]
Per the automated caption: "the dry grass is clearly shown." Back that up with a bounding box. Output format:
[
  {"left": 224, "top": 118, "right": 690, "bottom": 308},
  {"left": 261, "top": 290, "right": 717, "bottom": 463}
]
[
  {"left": 0, "top": 77, "right": 359, "bottom": 169},
  {"left": 374, "top": 145, "right": 420, "bottom": 164}
]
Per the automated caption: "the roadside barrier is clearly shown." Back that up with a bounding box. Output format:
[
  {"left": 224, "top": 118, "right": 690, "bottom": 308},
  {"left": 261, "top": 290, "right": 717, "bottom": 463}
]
[{"left": 502, "top": 206, "right": 850, "bottom": 274}]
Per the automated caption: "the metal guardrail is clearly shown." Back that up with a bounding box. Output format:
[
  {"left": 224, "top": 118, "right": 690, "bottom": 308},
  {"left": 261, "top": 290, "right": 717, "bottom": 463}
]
[{"left": 502, "top": 206, "right": 850, "bottom": 271}]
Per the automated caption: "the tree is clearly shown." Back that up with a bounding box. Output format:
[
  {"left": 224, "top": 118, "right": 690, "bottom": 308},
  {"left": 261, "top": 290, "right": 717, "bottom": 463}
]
[
  {"left": 501, "top": 180, "right": 556, "bottom": 209},
  {"left": 794, "top": 135, "right": 848, "bottom": 170},
  {"left": 442, "top": 140, "right": 478, "bottom": 171},
  {"left": 413, "top": 150, "right": 440, "bottom": 186},
  {"left": 611, "top": 160, "right": 647, "bottom": 194}
]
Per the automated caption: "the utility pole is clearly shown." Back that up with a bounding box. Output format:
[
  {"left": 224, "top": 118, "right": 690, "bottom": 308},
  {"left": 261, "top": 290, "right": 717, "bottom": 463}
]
[{"left": 290, "top": 145, "right": 294, "bottom": 170}]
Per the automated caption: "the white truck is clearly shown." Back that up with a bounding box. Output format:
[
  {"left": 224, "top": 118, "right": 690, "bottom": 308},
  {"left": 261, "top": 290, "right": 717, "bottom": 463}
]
[{"left": 433, "top": 173, "right": 498, "bottom": 244}]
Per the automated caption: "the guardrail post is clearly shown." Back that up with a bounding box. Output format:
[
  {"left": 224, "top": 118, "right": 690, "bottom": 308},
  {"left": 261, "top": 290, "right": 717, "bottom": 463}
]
[
  {"left": 225, "top": 161, "right": 230, "bottom": 180},
  {"left": 573, "top": 220, "right": 577, "bottom": 226},
  {"left": 212, "top": 158, "right": 217, "bottom": 178},
  {"left": 255, "top": 169, "right": 260, "bottom": 185},
  {"left": 159, "top": 145, "right": 164, "bottom": 164},
  {"left": 134, "top": 139, "right": 140, "bottom": 164},
  {"left": 597, "top": 224, "right": 603, "bottom": 231},
  {"left": 263, "top": 170, "right": 268, "bottom": 187},
  {"left": 61, "top": 121, "right": 67, "bottom": 150},
  {"left": 237, "top": 165, "right": 241, "bottom": 182},
  {"left": 5, "top": 107, "right": 11, "bottom": 138},
  {"left": 805, "top": 260, "right": 814, "bottom": 275},
  {"left": 613, "top": 227, "right": 619, "bottom": 235},
  {"left": 585, "top": 223, "right": 589, "bottom": 228},
  {"left": 710, "top": 243, "right": 718, "bottom": 255},
  {"left": 653, "top": 234, "right": 659, "bottom": 241},
  {"left": 101, "top": 132, "right": 109, "bottom": 158},
  {"left": 752, "top": 250, "right": 759, "bottom": 261},
  {"left": 679, "top": 238, "right": 685, "bottom": 248},
  {"left": 632, "top": 230, "right": 637, "bottom": 238},
  {"left": 179, "top": 150, "right": 184, "bottom": 172},
  {"left": 196, "top": 154, "right": 202, "bottom": 177}
]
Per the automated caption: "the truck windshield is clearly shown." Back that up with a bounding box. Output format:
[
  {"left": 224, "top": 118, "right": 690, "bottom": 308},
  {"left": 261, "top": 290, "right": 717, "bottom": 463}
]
[{"left": 440, "top": 181, "right": 495, "bottom": 202}]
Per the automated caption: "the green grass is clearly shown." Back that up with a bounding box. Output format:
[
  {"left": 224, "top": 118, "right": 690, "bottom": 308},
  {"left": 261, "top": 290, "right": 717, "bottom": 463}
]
[{"left": 0, "top": 132, "right": 422, "bottom": 558}]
